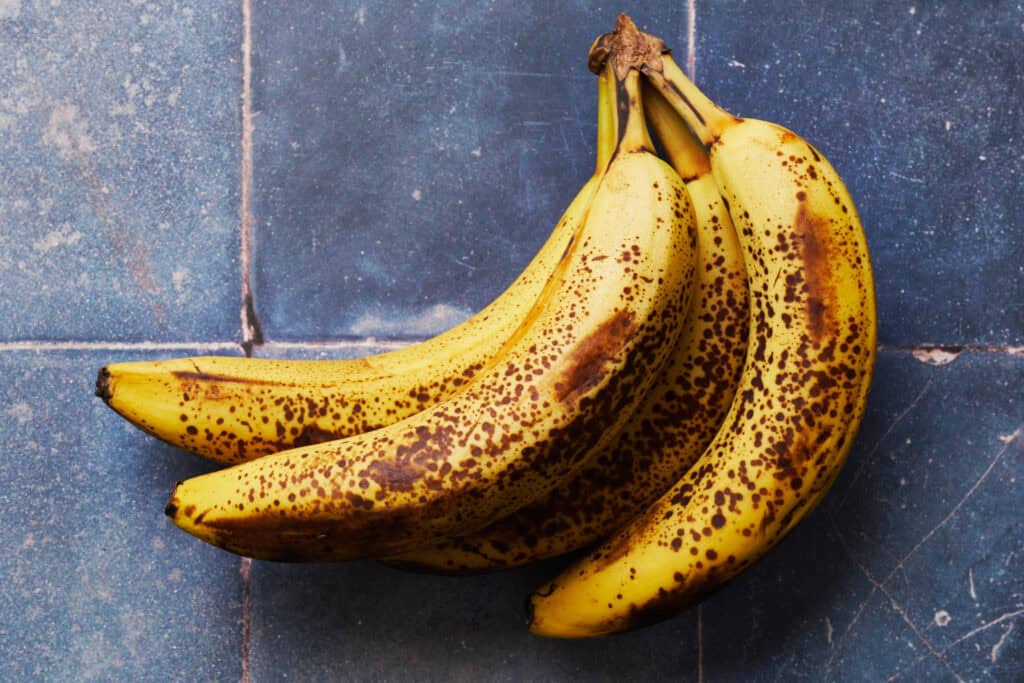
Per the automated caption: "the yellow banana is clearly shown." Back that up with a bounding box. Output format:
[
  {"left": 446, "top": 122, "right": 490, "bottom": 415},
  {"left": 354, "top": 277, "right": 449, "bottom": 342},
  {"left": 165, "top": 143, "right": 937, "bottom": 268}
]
[
  {"left": 528, "top": 18, "right": 876, "bottom": 638},
  {"left": 164, "top": 65, "right": 699, "bottom": 562},
  {"left": 386, "top": 78, "right": 748, "bottom": 575},
  {"left": 95, "top": 70, "right": 619, "bottom": 465}
]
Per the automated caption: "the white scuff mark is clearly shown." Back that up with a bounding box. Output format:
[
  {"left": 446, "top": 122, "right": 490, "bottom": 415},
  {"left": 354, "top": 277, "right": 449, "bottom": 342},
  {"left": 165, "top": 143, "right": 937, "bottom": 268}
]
[
  {"left": 172, "top": 268, "right": 189, "bottom": 294},
  {"left": 933, "top": 610, "right": 951, "bottom": 627},
  {"left": 826, "top": 617, "right": 834, "bottom": 646},
  {"left": 32, "top": 225, "right": 82, "bottom": 252},
  {"left": 998, "top": 427, "right": 1023, "bottom": 444},
  {"left": 411, "top": 188, "right": 422, "bottom": 201},
  {"left": 350, "top": 303, "right": 472, "bottom": 337},
  {"left": 0, "top": 112, "right": 15, "bottom": 131},
  {"left": 991, "top": 623, "right": 1013, "bottom": 662},
  {"left": 471, "top": 147, "right": 482, "bottom": 157},
  {"left": 42, "top": 103, "right": 95, "bottom": 158},
  {"left": 727, "top": 59, "right": 746, "bottom": 68},
  {"left": 888, "top": 171, "right": 925, "bottom": 184},
  {"left": 166, "top": 86, "right": 181, "bottom": 107},
  {"left": 912, "top": 347, "right": 960, "bottom": 365},
  {"left": 4, "top": 401, "right": 33, "bottom": 425},
  {"left": 335, "top": 45, "right": 350, "bottom": 74},
  {"left": 945, "top": 120, "right": 952, "bottom": 131},
  {"left": 968, "top": 568, "right": 977, "bottom": 601},
  {"left": 909, "top": 5, "right": 916, "bottom": 15},
  {"left": 0, "top": 0, "right": 22, "bottom": 20},
  {"left": 354, "top": 4, "right": 366, "bottom": 25}
]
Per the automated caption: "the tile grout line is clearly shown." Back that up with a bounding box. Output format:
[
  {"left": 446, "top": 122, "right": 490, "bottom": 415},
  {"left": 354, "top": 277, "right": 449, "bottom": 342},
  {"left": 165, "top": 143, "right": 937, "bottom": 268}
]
[
  {"left": 239, "top": 1, "right": 255, "bottom": 681},
  {"left": 239, "top": 0, "right": 262, "bottom": 357},
  {"left": 686, "top": 0, "right": 697, "bottom": 81}
]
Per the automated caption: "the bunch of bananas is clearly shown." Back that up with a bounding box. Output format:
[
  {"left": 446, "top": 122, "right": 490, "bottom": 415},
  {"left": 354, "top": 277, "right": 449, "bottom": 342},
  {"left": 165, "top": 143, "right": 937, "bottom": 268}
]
[{"left": 97, "top": 15, "right": 876, "bottom": 638}]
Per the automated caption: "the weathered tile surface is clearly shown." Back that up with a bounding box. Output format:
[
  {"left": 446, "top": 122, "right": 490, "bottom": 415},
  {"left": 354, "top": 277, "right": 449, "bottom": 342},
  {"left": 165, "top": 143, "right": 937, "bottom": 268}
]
[
  {"left": 0, "top": 2, "right": 242, "bottom": 342},
  {"left": 246, "top": 350, "right": 1023, "bottom": 681},
  {"left": 248, "top": 1, "right": 686, "bottom": 341},
  {"left": 0, "top": 349, "right": 243, "bottom": 681},
  {"left": 698, "top": 1, "right": 1024, "bottom": 346}
]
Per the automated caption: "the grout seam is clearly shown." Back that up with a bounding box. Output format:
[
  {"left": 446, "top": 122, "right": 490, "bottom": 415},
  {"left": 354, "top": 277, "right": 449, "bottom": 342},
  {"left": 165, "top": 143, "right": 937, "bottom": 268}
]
[
  {"left": 240, "top": 556, "right": 252, "bottom": 683},
  {"left": 239, "top": 0, "right": 263, "bottom": 355},
  {"left": 686, "top": 0, "right": 697, "bottom": 81},
  {"left": 0, "top": 341, "right": 243, "bottom": 352}
]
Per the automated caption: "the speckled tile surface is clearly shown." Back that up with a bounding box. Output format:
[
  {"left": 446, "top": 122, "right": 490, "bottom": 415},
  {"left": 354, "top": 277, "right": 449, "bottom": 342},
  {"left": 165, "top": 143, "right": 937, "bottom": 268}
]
[
  {"left": 0, "top": 349, "right": 243, "bottom": 681},
  {"left": 0, "top": 2, "right": 242, "bottom": 342},
  {"left": 1, "top": 1, "right": 1022, "bottom": 681},
  {"left": 248, "top": 1, "right": 686, "bottom": 341}
]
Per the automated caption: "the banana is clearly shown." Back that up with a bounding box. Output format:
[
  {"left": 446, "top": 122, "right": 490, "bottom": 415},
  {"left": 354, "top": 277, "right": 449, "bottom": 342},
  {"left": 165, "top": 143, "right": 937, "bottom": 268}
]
[
  {"left": 163, "top": 64, "right": 699, "bottom": 562},
  {"left": 95, "top": 70, "right": 619, "bottom": 465},
  {"left": 527, "top": 16, "right": 877, "bottom": 638},
  {"left": 385, "top": 77, "right": 748, "bottom": 575}
]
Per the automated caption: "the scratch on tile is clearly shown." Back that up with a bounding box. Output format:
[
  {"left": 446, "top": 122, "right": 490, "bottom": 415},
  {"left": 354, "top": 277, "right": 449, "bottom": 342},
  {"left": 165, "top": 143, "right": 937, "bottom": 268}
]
[
  {"left": 990, "top": 622, "right": 1014, "bottom": 663},
  {"left": 887, "top": 609, "right": 1023, "bottom": 679},
  {"left": 836, "top": 377, "right": 934, "bottom": 512},
  {"left": 968, "top": 567, "right": 977, "bottom": 601},
  {"left": 885, "top": 425, "right": 1022, "bottom": 582}
]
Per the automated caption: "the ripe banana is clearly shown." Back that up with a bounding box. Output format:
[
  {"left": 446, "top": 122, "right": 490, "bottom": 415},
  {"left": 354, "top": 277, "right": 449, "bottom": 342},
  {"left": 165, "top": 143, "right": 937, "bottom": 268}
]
[
  {"left": 385, "top": 77, "right": 748, "bottom": 575},
  {"left": 95, "top": 70, "right": 619, "bottom": 465},
  {"left": 164, "top": 65, "right": 699, "bottom": 562},
  {"left": 528, "top": 18, "right": 876, "bottom": 638}
]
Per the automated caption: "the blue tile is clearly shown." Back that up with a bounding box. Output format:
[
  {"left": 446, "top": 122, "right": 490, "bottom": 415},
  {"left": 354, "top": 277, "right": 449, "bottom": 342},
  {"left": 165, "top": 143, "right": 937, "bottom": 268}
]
[
  {"left": 0, "top": 349, "right": 243, "bottom": 680},
  {"left": 698, "top": 1, "right": 1024, "bottom": 346},
  {"left": 0, "top": 4, "right": 242, "bottom": 342},
  {"left": 244, "top": 350, "right": 1021, "bottom": 680},
  {"left": 251, "top": 341, "right": 404, "bottom": 361},
  {"left": 248, "top": 2, "right": 686, "bottom": 341}
]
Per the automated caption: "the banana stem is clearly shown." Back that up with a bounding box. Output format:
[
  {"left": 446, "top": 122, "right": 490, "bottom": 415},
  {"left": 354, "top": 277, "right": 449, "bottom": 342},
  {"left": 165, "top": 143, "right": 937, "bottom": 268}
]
[
  {"left": 642, "top": 78, "right": 710, "bottom": 180},
  {"left": 615, "top": 69, "right": 655, "bottom": 155},
  {"left": 642, "top": 55, "right": 738, "bottom": 146},
  {"left": 594, "top": 67, "right": 617, "bottom": 174}
]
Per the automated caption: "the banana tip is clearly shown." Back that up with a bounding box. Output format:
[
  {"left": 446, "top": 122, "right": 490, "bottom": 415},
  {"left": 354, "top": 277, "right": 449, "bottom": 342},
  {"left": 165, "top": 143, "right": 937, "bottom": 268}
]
[
  {"left": 164, "top": 482, "right": 183, "bottom": 519},
  {"left": 95, "top": 367, "right": 112, "bottom": 402}
]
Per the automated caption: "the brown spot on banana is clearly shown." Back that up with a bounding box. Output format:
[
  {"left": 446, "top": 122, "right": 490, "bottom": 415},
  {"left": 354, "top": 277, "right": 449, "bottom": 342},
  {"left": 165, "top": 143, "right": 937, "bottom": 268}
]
[
  {"left": 794, "top": 204, "right": 837, "bottom": 344},
  {"left": 555, "top": 310, "right": 636, "bottom": 406}
]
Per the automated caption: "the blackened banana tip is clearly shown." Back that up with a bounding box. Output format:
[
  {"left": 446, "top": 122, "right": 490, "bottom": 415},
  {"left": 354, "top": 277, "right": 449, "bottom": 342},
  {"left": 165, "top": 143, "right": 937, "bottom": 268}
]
[
  {"left": 164, "top": 483, "right": 183, "bottom": 518},
  {"left": 95, "top": 367, "right": 112, "bottom": 402}
]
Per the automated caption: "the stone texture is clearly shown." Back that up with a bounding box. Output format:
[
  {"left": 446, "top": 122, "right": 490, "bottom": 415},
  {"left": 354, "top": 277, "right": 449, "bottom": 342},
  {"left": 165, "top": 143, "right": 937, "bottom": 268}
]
[
  {"left": 0, "top": 349, "right": 243, "bottom": 681},
  {"left": 248, "top": 1, "right": 686, "bottom": 341},
  {"left": 0, "top": 2, "right": 242, "bottom": 342}
]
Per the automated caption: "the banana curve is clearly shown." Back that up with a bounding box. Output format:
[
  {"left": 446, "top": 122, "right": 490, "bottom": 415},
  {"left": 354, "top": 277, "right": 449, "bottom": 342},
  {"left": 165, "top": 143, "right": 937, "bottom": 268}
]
[
  {"left": 164, "top": 67, "right": 699, "bottom": 562},
  {"left": 97, "top": 71, "right": 618, "bottom": 465}
]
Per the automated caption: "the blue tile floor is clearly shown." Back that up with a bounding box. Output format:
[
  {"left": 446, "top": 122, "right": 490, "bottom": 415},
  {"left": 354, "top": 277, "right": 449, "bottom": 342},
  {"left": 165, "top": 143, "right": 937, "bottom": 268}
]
[{"left": 1, "top": 2, "right": 1021, "bottom": 681}]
